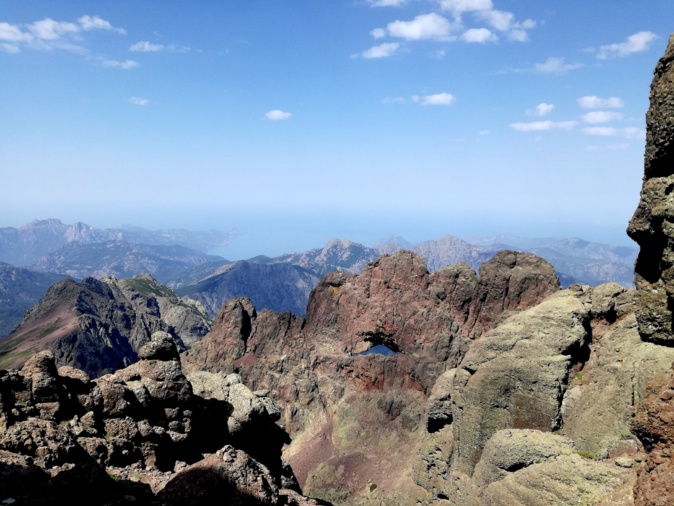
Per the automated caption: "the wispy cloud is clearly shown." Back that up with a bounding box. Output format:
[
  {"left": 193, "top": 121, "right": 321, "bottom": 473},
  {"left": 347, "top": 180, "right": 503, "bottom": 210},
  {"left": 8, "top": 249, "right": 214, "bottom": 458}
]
[
  {"left": 130, "top": 41, "right": 164, "bottom": 52},
  {"left": 438, "top": 0, "right": 493, "bottom": 14},
  {"left": 510, "top": 120, "right": 577, "bottom": 131},
  {"left": 368, "top": 0, "right": 408, "bottom": 6},
  {"left": 438, "top": 0, "right": 536, "bottom": 42},
  {"left": 0, "top": 16, "right": 126, "bottom": 53},
  {"left": 577, "top": 96, "right": 624, "bottom": 109},
  {"left": 581, "top": 111, "right": 624, "bottom": 124},
  {"left": 586, "top": 143, "right": 630, "bottom": 152},
  {"left": 597, "top": 31, "right": 657, "bottom": 59},
  {"left": 129, "top": 96, "right": 149, "bottom": 106},
  {"left": 526, "top": 103, "right": 554, "bottom": 117},
  {"left": 412, "top": 92, "right": 456, "bottom": 105},
  {"left": 362, "top": 42, "right": 400, "bottom": 59},
  {"left": 534, "top": 57, "right": 583, "bottom": 74},
  {"left": 78, "top": 15, "right": 126, "bottom": 34},
  {"left": 101, "top": 59, "right": 139, "bottom": 69},
  {"left": 384, "top": 92, "right": 456, "bottom": 105},
  {"left": 582, "top": 126, "right": 644, "bottom": 140},
  {"left": 265, "top": 110, "right": 292, "bottom": 121}
]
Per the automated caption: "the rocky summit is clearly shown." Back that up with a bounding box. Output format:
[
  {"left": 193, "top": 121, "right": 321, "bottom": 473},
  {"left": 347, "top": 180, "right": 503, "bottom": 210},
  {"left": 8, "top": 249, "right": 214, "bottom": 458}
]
[{"left": 3, "top": 31, "right": 674, "bottom": 506}]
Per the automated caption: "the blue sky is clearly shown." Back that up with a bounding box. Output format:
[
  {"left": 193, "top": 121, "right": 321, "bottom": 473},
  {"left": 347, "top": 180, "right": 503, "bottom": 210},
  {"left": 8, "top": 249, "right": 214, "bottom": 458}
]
[{"left": 1, "top": 1, "right": 672, "bottom": 259}]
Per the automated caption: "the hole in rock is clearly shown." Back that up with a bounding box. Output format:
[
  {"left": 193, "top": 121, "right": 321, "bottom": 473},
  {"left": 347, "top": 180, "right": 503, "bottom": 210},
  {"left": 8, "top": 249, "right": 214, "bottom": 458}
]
[{"left": 356, "top": 344, "right": 398, "bottom": 356}]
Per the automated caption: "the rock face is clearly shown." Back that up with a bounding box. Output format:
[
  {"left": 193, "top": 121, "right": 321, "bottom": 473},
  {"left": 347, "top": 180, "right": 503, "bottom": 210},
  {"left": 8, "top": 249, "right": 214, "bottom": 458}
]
[
  {"left": 183, "top": 249, "right": 560, "bottom": 503},
  {"left": 628, "top": 34, "right": 674, "bottom": 343},
  {"left": 626, "top": 34, "right": 674, "bottom": 505},
  {"left": 0, "top": 331, "right": 325, "bottom": 505},
  {"left": 0, "top": 274, "right": 211, "bottom": 377}
]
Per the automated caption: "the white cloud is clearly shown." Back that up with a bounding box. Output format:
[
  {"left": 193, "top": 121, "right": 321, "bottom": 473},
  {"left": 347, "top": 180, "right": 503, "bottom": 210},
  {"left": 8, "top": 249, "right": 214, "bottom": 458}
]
[
  {"left": 413, "top": 92, "right": 456, "bottom": 105},
  {"left": 129, "top": 97, "right": 149, "bottom": 106},
  {"left": 479, "top": 130, "right": 490, "bottom": 135},
  {"left": 29, "top": 18, "right": 79, "bottom": 40},
  {"left": 526, "top": 103, "right": 554, "bottom": 116},
  {"left": 0, "top": 22, "right": 34, "bottom": 42},
  {"left": 534, "top": 57, "right": 583, "bottom": 74},
  {"left": 265, "top": 110, "right": 292, "bottom": 120},
  {"left": 597, "top": 31, "right": 657, "bottom": 59},
  {"left": 130, "top": 41, "right": 165, "bottom": 52},
  {"left": 586, "top": 143, "right": 630, "bottom": 152},
  {"left": 78, "top": 15, "right": 126, "bottom": 34},
  {"left": 478, "top": 9, "right": 513, "bottom": 31},
  {"left": 432, "top": 49, "right": 446, "bottom": 59},
  {"left": 582, "top": 126, "right": 645, "bottom": 140},
  {"left": 508, "top": 29, "right": 528, "bottom": 42},
  {"left": 370, "top": 28, "right": 386, "bottom": 39},
  {"left": 362, "top": 42, "right": 400, "bottom": 59},
  {"left": 368, "top": 0, "right": 408, "bottom": 6},
  {"left": 2, "top": 16, "right": 125, "bottom": 53},
  {"left": 437, "top": 1, "right": 534, "bottom": 41},
  {"left": 438, "top": 0, "right": 493, "bottom": 13},
  {"left": 102, "top": 59, "right": 139, "bottom": 69},
  {"left": 383, "top": 96, "right": 407, "bottom": 104},
  {"left": 577, "top": 96, "right": 624, "bottom": 109},
  {"left": 581, "top": 111, "right": 624, "bottom": 124},
  {"left": 510, "top": 120, "right": 577, "bottom": 131},
  {"left": 582, "top": 127, "right": 617, "bottom": 136},
  {"left": 461, "top": 28, "right": 495, "bottom": 43},
  {"left": 387, "top": 13, "right": 453, "bottom": 41}
]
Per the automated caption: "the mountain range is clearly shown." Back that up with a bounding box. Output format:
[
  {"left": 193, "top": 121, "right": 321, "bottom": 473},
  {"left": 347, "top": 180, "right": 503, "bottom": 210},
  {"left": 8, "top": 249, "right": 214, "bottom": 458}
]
[
  {"left": 0, "top": 219, "right": 637, "bottom": 339},
  {"left": 0, "top": 38, "right": 673, "bottom": 505}
]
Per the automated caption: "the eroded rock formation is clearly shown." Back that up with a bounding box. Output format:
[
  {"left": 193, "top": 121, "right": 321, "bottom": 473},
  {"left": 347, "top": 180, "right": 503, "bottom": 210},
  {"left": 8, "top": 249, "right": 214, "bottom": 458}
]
[
  {"left": 183, "top": 249, "right": 560, "bottom": 503},
  {"left": 0, "top": 331, "right": 326, "bottom": 505}
]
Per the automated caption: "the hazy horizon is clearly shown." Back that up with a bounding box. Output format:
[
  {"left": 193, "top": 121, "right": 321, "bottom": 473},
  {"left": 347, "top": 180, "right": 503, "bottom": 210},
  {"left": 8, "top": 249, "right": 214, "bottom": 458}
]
[{"left": 2, "top": 1, "right": 667, "bottom": 259}]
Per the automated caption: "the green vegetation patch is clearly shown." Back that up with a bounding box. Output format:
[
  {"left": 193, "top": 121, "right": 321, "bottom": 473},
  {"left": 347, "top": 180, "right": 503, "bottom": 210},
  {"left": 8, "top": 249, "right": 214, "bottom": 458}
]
[{"left": 123, "top": 277, "right": 175, "bottom": 298}]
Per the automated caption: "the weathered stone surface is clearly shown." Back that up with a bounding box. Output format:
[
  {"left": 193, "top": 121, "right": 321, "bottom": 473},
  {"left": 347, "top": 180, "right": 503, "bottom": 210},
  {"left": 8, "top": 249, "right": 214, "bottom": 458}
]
[
  {"left": 627, "top": 34, "right": 674, "bottom": 342},
  {"left": 560, "top": 312, "right": 674, "bottom": 459},
  {"left": 481, "top": 453, "right": 632, "bottom": 506},
  {"left": 471, "top": 429, "right": 575, "bottom": 489},
  {"left": 451, "top": 287, "right": 591, "bottom": 475},
  {"left": 0, "top": 331, "right": 322, "bottom": 505},
  {"left": 157, "top": 445, "right": 279, "bottom": 506}
]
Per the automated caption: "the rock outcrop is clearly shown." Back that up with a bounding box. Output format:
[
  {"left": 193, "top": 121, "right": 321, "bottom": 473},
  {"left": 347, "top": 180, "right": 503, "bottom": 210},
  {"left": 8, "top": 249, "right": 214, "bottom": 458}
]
[
  {"left": 627, "top": 34, "right": 674, "bottom": 343},
  {"left": 0, "top": 274, "right": 211, "bottom": 377},
  {"left": 183, "top": 249, "right": 560, "bottom": 503},
  {"left": 0, "top": 331, "right": 325, "bottom": 505}
]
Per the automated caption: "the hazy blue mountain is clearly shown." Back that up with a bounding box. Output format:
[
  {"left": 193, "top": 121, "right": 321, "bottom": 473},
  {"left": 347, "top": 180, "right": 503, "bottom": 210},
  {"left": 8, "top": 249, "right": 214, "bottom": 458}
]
[
  {"left": 178, "top": 260, "right": 320, "bottom": 317},
  {"left": 0, "top": 219, "right": 236, "bottom": 266},
  {"left": 32, "top": 240, "right": 228, "bottom": 288},
  {"left": 464, "top": 235, "right": 637, "bottom": 287},
  {"left": 0, "top": 262, "right": 66, "bottom": 338}
]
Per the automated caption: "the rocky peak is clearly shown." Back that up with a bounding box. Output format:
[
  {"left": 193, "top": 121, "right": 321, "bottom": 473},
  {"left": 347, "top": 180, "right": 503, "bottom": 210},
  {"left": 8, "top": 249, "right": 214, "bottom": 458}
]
[{"left": 627, "top": 34, "right": 674, "bottom": 342}]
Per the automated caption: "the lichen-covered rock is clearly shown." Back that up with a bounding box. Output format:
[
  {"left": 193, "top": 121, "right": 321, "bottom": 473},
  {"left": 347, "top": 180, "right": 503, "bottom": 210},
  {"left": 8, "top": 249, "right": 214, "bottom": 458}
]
[
  {"left": 481, "top": 453, "right": 632, "bottom": 506},
  {"left": 451, "top": 287, "right": 591, "bottom": 475},
  {"left": 471, "top": 429, "right": 575, "bottom": 489},
  {"left": 560, "top": 313, "right": 674, "bottom": 459}
]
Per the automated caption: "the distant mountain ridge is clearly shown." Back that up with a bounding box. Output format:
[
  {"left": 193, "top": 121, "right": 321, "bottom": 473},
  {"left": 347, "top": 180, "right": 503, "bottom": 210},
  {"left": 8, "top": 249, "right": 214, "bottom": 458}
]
[
  {"left": 0, "top": 219, "right": 638, "bottom": 331},
  {"left": 0, "top": 218, "right": 236, "bottom": 266}
]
